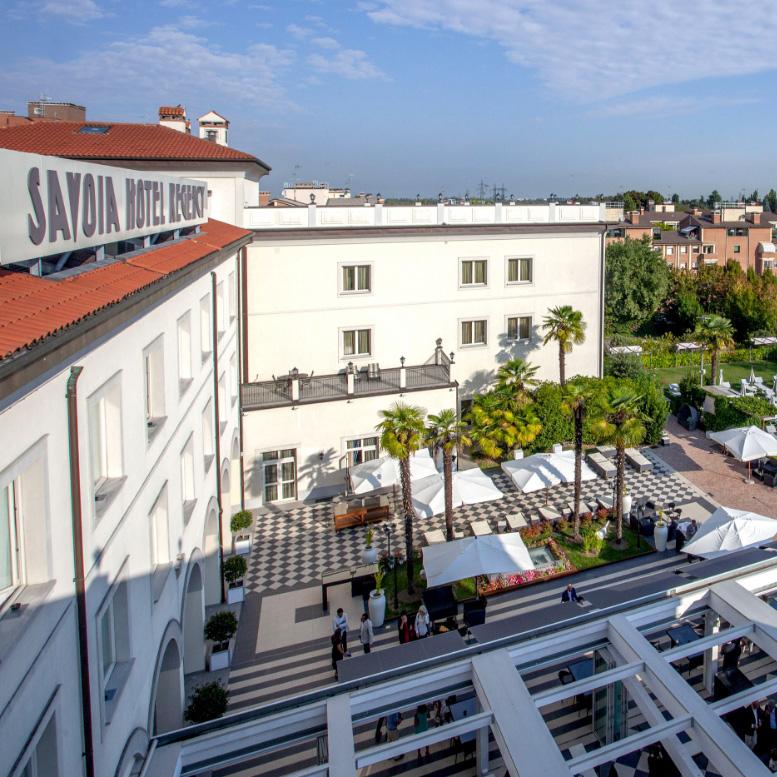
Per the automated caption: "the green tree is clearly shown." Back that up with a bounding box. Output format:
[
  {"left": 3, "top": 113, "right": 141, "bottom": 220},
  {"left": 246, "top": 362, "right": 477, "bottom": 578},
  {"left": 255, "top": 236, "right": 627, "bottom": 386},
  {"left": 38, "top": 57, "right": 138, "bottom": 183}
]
[
  {"left": 694, "top": 314, "right": 735, "bottom": 385},
  {"left": 623, "top": 192, "right": 638, "bottom": 212},
  {"left": 466, "top": 392, "right": 542, "bottom": 461},
  {"left": 542, "top": 306, "right": 586, "bottom": 386},
  {"left": 671, "top": 193, "right": 680, "bottom": 204},
  {"left": 376, "top": 402, "right": 426, "bottom": 592},
  {"left": 591, "top": 386, "right": 646, "bottom": 545},
  {"left": 427, "top": 409, "right": 471, "bottom": 541},
  {"left": 605, "top": 236, "right": 671, "bottom": 331},
  {"left": 495, "top": 358, "right": 539, "bottom": 398},
  {"left": 707, "top": 190, "right": 722, "bottom": 208},
  {"left": 562, "top": 381, "right": 595, "bottom": 540},
  {"left": 527, "top": 382, "right": 573, "bottom": 454},
  {"left": 765, "top": 189, "right": 777, "bottom": 212}
]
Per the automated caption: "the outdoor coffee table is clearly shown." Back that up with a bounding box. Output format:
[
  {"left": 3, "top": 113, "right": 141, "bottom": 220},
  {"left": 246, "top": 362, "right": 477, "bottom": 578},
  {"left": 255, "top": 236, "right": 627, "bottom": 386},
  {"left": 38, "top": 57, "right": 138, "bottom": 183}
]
[{"left": 470, "top": 520, "right": 492, "bottom": 536}]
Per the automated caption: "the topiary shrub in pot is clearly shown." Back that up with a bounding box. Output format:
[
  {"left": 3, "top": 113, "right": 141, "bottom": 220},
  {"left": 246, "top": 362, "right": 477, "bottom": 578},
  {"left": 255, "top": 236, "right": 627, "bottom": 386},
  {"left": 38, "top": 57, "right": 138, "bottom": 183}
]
[
  {"left": 205, "top": 610, "right": 238, "bottom": 671},
  {"left": 223, "top": 555, "right": 248, "bottom": 604},
  {"left": 185, "top": 681, "right": 229, "bottom": 723},
  {"left": 231, "top": 510, "right": 253, "bottom": 556}
]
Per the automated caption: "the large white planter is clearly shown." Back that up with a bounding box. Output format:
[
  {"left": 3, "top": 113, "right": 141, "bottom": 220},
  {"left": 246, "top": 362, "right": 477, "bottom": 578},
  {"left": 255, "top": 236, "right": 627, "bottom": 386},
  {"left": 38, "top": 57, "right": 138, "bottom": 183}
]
[
  {"left": 362, "top": 547, "right": 378, "bottom": 564},
  {"left": 368, "top": 590, "right": 386, "bottom": 628},
  {"left": 208, "top": 641, "right": 233, "bottom": 672},
  {"left": 623, "top": 495, "right": 633, "bottom": 518},
  {"left": 227, "top": 583, "right": 245, "bottom": 604},
  {"left": 234, "top": 535, "right": 251, "bottom": 556},
  {"left": 654, "top": 523, "right": 668, "bottom": 552}
]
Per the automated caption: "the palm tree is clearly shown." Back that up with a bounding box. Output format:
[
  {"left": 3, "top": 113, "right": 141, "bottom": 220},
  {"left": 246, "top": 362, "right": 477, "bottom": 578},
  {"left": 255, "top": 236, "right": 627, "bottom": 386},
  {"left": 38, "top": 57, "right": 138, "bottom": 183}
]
[
  {"left": 542, "top": 306, "right": 586, "bottom": 386},
  {"left": 466, "top": 392, "right": 542, "bottom": 461},
  {"left": 561, "top": 382, "right": 592, "bottom": 541},
  {"left": 427, "top": 409, "right": 471, "bottom": 541},
  {"left": 591, "top": 386, "right": 646, "bottom": 546},
  {"left": 495, "top": 358, "right": 539, "bottom": 401},
  {"left": 694, "top": 314, "right": 735, "bottom": 386},
  {"left": 376, "top": 402, "right": 427, "bottom": 593}
]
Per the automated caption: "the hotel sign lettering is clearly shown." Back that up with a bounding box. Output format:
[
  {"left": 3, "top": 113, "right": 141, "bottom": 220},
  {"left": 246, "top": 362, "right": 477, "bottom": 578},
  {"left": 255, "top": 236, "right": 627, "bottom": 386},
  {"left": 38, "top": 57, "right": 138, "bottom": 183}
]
[{"left": 0, "top": 148, "right": 208, "bottom": 265}]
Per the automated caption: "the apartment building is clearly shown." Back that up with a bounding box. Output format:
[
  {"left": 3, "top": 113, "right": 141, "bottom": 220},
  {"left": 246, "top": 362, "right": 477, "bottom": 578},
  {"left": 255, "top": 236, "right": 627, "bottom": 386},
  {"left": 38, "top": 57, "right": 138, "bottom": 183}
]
[{"left": 0, "top": 148, "right": 251, "bottom": 777}]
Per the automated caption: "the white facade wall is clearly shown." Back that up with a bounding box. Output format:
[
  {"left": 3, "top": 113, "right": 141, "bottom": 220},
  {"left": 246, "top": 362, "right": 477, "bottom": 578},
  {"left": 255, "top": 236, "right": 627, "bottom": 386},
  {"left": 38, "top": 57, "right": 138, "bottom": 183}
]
[
  {"left": 0, "top": 250, "right": 242, "bottom": 777},
  {"left": 242, "top": 385, "right": 456, "bottom": 505}
]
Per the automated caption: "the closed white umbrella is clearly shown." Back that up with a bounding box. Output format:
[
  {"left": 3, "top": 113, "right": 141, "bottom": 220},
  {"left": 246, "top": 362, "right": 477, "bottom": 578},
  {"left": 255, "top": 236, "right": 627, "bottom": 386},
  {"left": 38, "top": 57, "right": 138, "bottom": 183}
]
[
  {"left": 350, "top": 449, "right": 438, "bottom": 494},
  {"left": 412, "top": 469, "right": 503, "bottom": 518},
  {"left": 501, "top": 451, "right": 596, "bottom": 493},
  {"left": 707, "top": 426, "right": 777, "bottom": 462},
  {"left": 683, "top": 506, "right": 777, "bottom": 559},
  {"left": 422, "top": 533, "right": 534, "bottom": 587}
]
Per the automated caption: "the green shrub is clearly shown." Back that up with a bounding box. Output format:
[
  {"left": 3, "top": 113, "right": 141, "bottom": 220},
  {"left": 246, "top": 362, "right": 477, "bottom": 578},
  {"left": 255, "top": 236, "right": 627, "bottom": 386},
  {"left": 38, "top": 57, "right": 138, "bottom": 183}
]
[
  {"left": 633, "top": 375, "right": 670, "bottom": 445},
  {"left": 185, "top": 682, "right": 229, "bottom": 724},
  {"left": 605, "top": 353, "right": 645, "bottom": 380},
  {"left": 204, "top": 611, "right": 238, "bottom": 644},
  {"left": 230, "top": 510, "right": 253, "bottom": 534},
  {"left": 525, "top": 382, "right": 572, "bottom": 454},
  {"left": 703, "top": 395, "right": 775, "bottom": 432},
  {"left": 581, "top": 524, "right": 603, "bottom": 556},
  {"left": 223, "top": 555, "right": 247, "bottom": 584}
]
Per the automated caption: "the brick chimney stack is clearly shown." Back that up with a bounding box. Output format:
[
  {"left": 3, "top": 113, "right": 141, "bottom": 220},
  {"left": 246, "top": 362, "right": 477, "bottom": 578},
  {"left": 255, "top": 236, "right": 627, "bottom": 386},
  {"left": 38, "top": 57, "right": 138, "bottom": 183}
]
[
  {"left": 712, "top": 211, "right": 722, "bottom": 224},
  {"left": 158, "top": 105, "right": 190, "bottom": 134}
]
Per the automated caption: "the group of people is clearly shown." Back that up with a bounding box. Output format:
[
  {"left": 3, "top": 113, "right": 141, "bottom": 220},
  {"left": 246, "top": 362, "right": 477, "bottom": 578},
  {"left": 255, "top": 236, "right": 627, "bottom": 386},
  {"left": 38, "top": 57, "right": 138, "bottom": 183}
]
[
  {"left": 397, "top": 605, "right": 432, "bottom": 643},
  {"left": 726, "top": 697, "right": 777, "bottom": 767}
]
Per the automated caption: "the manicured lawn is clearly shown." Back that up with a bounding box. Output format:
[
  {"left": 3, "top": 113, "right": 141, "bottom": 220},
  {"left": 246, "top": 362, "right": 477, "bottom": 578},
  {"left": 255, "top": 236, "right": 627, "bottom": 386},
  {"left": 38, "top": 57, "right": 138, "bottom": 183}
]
[
  {"left": 649, "top": 359, "right": 777, "bottom": 387},
  {"left": 556, "top": 524, "right": 646, "bottom": 570}
]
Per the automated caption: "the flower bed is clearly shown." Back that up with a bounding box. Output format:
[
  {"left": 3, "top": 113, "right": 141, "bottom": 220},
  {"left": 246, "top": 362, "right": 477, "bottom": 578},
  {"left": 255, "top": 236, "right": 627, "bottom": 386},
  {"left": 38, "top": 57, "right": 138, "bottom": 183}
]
[{"left": 479, "top": 538, "right": 574, "bottom": 594}]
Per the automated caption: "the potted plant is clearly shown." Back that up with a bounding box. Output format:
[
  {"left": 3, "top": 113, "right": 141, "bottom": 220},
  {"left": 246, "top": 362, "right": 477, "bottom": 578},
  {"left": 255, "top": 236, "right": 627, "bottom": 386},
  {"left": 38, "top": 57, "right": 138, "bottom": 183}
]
[
  {"left": 223, "top": 555, "right": 248, "bottom": 604},
  {"left": 362, "top": 528, "right": 378, "bottom": 564},
  {"left": 185, "top": 681, "right": 229, "bottom": 723},
  {"left": 231, "top": 510, "right": 253, "bottom": 556},
  {"left": 368, "top": 569, "right": 386, "bottom": 627},
  {"left": 204, "top": 611, "right": 238, "bottom": 671},
  {"left": 653, "top": 510, "right": 669, "bottom": 552},
  {"left": 622, "top": 486, "right": 632, "bottom": 522}
]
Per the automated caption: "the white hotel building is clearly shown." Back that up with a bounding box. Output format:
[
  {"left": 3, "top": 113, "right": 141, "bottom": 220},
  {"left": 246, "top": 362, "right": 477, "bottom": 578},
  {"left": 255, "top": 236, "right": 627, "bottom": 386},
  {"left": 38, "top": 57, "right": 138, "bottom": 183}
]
[{"left": 0, "top": 115, "right": 607, "bottom": 776}]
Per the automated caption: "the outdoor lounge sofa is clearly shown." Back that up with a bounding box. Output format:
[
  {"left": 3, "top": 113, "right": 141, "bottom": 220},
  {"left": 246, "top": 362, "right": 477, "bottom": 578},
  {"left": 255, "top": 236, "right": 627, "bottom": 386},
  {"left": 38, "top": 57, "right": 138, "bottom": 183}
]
[
  {"left": 422, "top": 585, "right": 458, "bottom": 623},
  {"left": 332, "top": 495, "right": 390, "bottom": 531},
  {"left": 587, "top": 452, "right": 616, "bottom": 479},
  {"left": 625, "top": 448, "right": 653, "bottom": 473}
]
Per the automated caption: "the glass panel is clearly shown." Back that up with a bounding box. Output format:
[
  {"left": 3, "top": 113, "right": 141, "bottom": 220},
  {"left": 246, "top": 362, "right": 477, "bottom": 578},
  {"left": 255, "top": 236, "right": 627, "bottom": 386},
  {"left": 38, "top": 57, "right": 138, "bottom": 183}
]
[
  {"left": 342, "top": 266, "right": 355, "bottom": 291},
  {"left": 101, "top": 607, "right": 114, "bottom": 679},
  {"left": 461, "top": 321, "right": 471, "bottom": 344},
  {"left": 343, "top": 330, "right": 355, "bottom": 355},
  {"left": 474, "top": 320, "right": 486, "bottom": 343},
  {"left": 461, "top": 261, "right": 473, "bottom": 284},
  {"left": 519, "top": 317, "right": 531, "bottom": 339},
  {"left": 281, "top": 448, "right": 296, "bottom": 458},
  {"left": 520, "top": 258, "right": 532, "bottom": 281},
  {"left": 281, "top": 481, "right": 296, "bottom": 499},
  {"left": 264, "top": 464, "right": 278, "bottom": 484},
  {"left": 346, "top": 439, "right": 358, "bottom": 450},
  {"left": 0, "top": 485, "right": 13, "bottom": 591},
  {"left": 474, "top": 260, "right": 486, "bottom": 284},
  {"left": 507, "top": 317, "right": 517, "bottom": 340},
  {"left": 262, "top": 450, "right": 278, "bottom": 461},
  {"left": 508, "top": 258, "right": 518, "bottom": 282},
  {"left": 358, "top": 265, "right": 370, "bottom": 290},
  {"left": 281, "top": 461, "right": 296, "bottom": 481},
  {"left": 357, "top": 329, "right": 371, "bottom": 355},
  {"left": 264, "top": 484, "right": 279, "bottom": 502}
]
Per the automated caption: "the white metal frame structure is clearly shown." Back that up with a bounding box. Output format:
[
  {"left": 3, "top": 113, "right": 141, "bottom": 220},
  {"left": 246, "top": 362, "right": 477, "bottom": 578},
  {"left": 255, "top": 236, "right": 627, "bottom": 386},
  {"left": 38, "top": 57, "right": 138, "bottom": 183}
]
[{"left": 142, "top": 556, "right": 777, "bottom": 777}]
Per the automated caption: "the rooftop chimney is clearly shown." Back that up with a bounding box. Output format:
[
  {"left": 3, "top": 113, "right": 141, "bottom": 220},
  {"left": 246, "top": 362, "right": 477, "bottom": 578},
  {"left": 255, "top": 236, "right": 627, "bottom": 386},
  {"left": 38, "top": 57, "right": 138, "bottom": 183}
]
[
  {"left": 712, "top": 211, "right": 721, "bottom": 224},
  {"left": 158, "top": 105, "right": 190, "bottom": 134}
]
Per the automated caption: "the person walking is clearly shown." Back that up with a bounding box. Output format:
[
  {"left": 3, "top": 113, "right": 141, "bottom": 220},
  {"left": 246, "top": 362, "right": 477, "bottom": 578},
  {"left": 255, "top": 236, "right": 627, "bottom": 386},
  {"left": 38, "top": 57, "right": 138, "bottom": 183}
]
[
  {"left": 414, "top": 704, "right": 431, "bottom": 762},
  {"left": 331, "top": 630, "right": 346, "bottom": 676},
  {"left": 360, "top": 612, "right": 374, "bottom": 654},
  {"left": 333, "top": 607, "right": 350, "bottom": 656},
  {"left": 415, "top": 605, "right": 431, "bottom": 638},
  {"left": 398, "top": 612, "right": 413, "bottom": 644},
  {"left": 387, "top": 710, "right": 403, "bottom": 760}
]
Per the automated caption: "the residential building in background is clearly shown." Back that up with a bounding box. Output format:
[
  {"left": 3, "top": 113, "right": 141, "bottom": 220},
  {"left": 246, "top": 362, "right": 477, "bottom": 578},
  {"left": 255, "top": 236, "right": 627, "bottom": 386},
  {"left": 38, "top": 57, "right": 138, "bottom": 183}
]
[
  {"left": 281, "top": 180, "right": 352, "bottom": 204},
  {"left": 27, "top": 98, "right": 86, "bottom": 122},
  {"left": 197, "top": 110, "right": 229, "bottom": 146}
]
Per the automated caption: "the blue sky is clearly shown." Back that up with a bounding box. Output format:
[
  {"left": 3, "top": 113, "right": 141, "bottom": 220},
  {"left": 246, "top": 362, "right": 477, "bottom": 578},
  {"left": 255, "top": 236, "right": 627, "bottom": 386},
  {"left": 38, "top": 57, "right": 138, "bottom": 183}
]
[{"left": 3, "top": 0, "right": 777, "bottom": 199}]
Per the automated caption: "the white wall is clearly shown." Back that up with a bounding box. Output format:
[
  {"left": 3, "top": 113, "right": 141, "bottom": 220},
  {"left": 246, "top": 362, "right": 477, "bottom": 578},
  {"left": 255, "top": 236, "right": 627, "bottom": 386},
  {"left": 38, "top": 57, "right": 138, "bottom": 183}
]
[
  {"left": 242, "top": 385, "right": 455, "bottom": 505},
  {"left": 245, "top": 231, "right": 603, "bottom": 395},
  {"left": 0, "top": 249, "right": 242, "bottom": 777}
]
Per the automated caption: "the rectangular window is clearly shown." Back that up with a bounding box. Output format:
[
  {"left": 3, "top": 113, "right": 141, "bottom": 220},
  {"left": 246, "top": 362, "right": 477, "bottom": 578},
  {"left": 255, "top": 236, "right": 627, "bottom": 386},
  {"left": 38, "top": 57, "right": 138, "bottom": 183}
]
[
  {"left": 100, "top": 602, "right": 116, "bottom": 682},
  {"left": 20, "top": 712, "right": 59, "bottom": 777},
  {"left": 202, "top": 401, "right": 214, "bottom": 468},
  {"left": 200, "top": 293, "right": 212, "bottom": 361},
  {"left": 680, "top": 246, "right": 687, "bottom": 253},
  {"left": 692, "top": 245, "right": 700, "bottom": 253},
  {"left": 346, "top": 436, "right": 379, "bottom": 466},
  {"left": 342, "top": 328, "right": 372, "bottom": 357},
  {"left": 666, "top": 247, "right": 673, "bottom": 255},
  {"left": 702, "top": 245, "right": 714, "bottom": 255},
  {"left": 149, "top": 486, "right": 170, "bottom": 566},
  {"left": 228, "top": 271, "right": 237, "bottom": 321},
  {"left": 143, "top": 336, "right": 165, "bottom": 439},
  {"left": 0, "top": 482, "right": 21, "bottom": 601},
  {"left": 262, "top": 449, "right": 297, "bottom": 503},
  {"left": 461, "top": 319, "right": 487, "bottom": 346},
  {"left": 460, "top": 259, "right": 488, "bottom": 286},
  {"left": 507, "top": 315, "right": 532, "bottom": 341},
  {"left": 180, "top": 436, "right": 195, "bottom": 520},
  {"left": 229, "top": 353, "right": 238, "bottom": 405},
  {"left": 88, "top": 376, "right": 123, "bottom": 504},
  {"left": 98, "top": 578, "right": 130, "bottom": 704},
  {"left": 341, "top": 264, "right": 371, "bottom": 293},
  {"left": 177, "top": 312, "right": 192, "bottom": 390},
  {"left": 733, "top": 245, "right": 741, "bottom": 253},
  {"left": 507, "top": 257, "right": 533, "bottom": 284},
  {"left": 216, "top": 281, "right": 225, "bottom": 335},
  {"left": 218, "top": 373, "right": 227, "bottom": 432}
]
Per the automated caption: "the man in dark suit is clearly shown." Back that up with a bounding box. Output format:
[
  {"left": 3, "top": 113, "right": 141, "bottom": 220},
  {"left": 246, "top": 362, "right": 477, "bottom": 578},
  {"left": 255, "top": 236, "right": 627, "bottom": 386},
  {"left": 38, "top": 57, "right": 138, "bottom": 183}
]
[{"left": 561, "top": 583, "right": 579, "bottom": 603}]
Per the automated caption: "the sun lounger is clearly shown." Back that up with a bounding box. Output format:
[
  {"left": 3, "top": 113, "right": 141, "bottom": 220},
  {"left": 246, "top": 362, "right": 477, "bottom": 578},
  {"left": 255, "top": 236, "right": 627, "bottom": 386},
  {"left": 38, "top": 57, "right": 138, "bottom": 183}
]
[
  {"left": 506, "top": 512, "right": 527, "bottom": 531},
  {"left": 586, "top": 451, "right": 616, "bottom": 479},
  {"left": 595, "top": 446, "right": 617, "bottom": 459},
  {"left": 469, "top": 520, "right": 492, "bottom": 536},
  {"left": 566, "top": 500, "right": 595, "bottom": 516},
  {"left": 625, "top": 448, "right": 653, "bottom": 473},
  {"left": 538, "top": 506, "right": 562, "bottom": 522},
  {"left": 595, "top": 495, "right": 613, "bottom": 510},
  {"left": 424, "top": 529, "right": 446, "bottom": 545}
]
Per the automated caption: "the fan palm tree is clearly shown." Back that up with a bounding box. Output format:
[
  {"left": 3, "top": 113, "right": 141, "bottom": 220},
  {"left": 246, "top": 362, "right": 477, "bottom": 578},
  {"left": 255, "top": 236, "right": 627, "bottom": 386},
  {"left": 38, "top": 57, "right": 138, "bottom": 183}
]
[
  {"left": 542, "top": 306, "right": 586, "bottom": 386},
  {"left": 427, "top": 409, "right": 472, "bottom": 541},
  {"left": 694, "top": 314, "right": 735, "bottom": 386},
  {"left": 376, "top": 402, "right": 427, "bottom": 593},
  {"left": 466, "top": 392, "right": 542, "bottom": 461},
  {"left": 495, "top": 358, "right": 539, "bottom": 402},
  {"left": 590, "top": 386, "right": 646, "bottom": 546},
  {"left": 561, "top": 382, "right": 592, "bottom": 541}
]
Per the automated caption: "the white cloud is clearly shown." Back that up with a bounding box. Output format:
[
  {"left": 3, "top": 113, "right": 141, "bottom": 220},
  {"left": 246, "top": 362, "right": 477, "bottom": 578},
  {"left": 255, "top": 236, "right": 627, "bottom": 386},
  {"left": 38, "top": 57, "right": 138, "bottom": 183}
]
[
  {"left": 308, "top": 48, "right": 386, "bottom": 80},
  {"left": 595, "top": 95, "right": 762, "bottom": 118},
  {"left": 40, "top": 0, "right": 105, "bottom": 22},
  {"left": 364, "top": 0, "right": 777, "bottom": 101},
  {"left": 287, "top": 23, "right": 312, "bottom": 39},
  {"left": 312, "top": 36, "right": 340, "bottom": 50},
  {"left": 0, "top": 24, "right": 296, "bottom": 113}
]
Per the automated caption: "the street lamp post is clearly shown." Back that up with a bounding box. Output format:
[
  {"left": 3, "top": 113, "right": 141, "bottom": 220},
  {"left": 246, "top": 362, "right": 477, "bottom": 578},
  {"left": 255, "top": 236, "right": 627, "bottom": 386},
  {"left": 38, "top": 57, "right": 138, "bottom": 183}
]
[{"left": 383, "top": 524, "right": 398, "bottom": 611}]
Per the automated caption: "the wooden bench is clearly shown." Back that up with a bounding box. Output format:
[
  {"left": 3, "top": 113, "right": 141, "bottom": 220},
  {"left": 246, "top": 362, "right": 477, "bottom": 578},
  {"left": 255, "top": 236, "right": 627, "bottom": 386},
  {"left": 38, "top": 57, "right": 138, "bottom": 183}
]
[{"left": 332, "top": 497, "right": 391, "bottom": 531}]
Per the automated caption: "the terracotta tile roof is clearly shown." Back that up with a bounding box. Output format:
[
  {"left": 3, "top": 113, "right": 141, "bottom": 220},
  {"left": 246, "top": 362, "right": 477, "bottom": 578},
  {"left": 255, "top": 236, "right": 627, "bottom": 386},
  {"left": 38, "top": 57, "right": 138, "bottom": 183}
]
[
  {"left": 0, "top": 219, "right": 250, "bottom": 362},
  {"left": 0, "top": 121, "right": 270, "bottom": 168}
]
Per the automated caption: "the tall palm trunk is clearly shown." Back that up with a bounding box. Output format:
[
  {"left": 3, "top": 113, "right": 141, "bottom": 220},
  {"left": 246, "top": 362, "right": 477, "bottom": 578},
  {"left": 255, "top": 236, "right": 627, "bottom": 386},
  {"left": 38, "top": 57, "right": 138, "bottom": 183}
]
[
  {"left": 573, "top": 406, "right": 583, "bottom": 539},
  {"left": 558, "top": 342, "right": 566, "bottom": 386},
  {"left": 399, "top": 456, "right": 415, "bottom": 593},
  {"left": 711, "top": 349, "right": 719, "bottom": 386},
  {"left": 442, "top": 448, "right": 454, "bottom": 541},
  {"left": 615, "top": 444, "right": 625, "bottom": 544}
]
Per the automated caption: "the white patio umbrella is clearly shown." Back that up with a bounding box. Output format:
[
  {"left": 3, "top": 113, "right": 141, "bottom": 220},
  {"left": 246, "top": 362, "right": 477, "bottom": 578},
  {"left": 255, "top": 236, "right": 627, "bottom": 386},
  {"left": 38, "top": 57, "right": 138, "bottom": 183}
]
[
  {"left": 750, "top": 366, "right": 757, "bottom": 384},
  {"left": 422, "top": 533, "right": 535, "bottom": 587},
  {"left": 707, "top": 425, "right": 777, "bottom": 481},
  {"left": 349, "top": 449, "right": 438, "bottom": 494},
  {"left": 412, "top": 468, "right": 503, "bottom": 518},
  {"left": 682, "top": 506, "right": 777, "bottom": 559},
  {"left": 719, "top": 368, "right": 724, "bottom": 385},
  {"left": 500, "top": 451, "right": 597, "bottom": 493}
]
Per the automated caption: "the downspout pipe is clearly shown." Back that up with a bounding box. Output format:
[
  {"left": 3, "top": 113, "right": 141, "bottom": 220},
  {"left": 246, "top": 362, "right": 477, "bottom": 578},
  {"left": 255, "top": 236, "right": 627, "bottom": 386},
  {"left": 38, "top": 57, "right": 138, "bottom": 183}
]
[
  {"left": 236, "top": 247, "right": 246, "bottom": 509},
  {"left": 66, "top": 366, "right": 96, "bottom": 777},
  {"left": 211, "top": 273, "right": 225, "bottom": 603},
  {"left": 599, "top": 228, "right": 606, "bottom": 378}
]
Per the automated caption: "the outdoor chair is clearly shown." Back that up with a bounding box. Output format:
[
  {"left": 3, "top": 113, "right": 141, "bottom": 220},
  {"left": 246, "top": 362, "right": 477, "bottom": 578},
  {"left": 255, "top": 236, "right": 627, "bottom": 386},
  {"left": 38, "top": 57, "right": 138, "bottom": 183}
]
[
  {"left": 463, "top": 597, "right": 487, "bottom": 628},
  {"left": 558, "top": 669, "right": 574, "bottom": 686}
]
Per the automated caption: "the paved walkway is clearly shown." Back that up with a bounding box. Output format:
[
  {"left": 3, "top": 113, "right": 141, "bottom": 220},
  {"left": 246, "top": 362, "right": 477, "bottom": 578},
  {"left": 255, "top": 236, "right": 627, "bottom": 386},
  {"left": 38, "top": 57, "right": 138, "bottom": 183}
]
[{"left": 652, "top": 417, "right": 777, "bottom": 518}]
